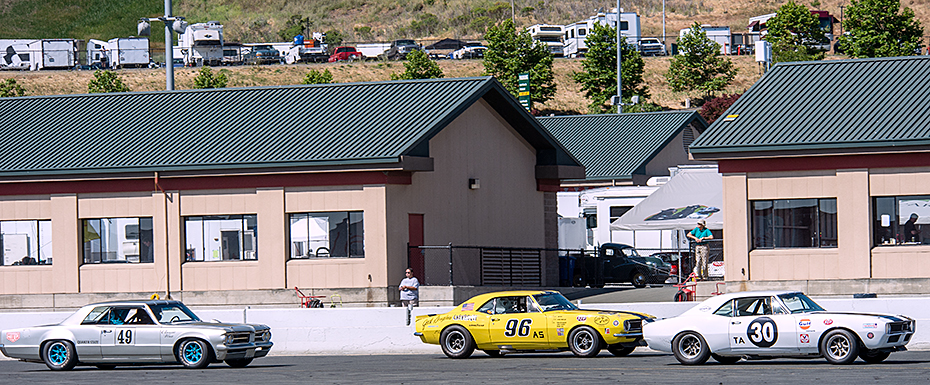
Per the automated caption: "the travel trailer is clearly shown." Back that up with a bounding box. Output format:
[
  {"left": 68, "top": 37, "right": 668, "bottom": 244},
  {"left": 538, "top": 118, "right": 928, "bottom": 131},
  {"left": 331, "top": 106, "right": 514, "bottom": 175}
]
[
  {"left": 527, "top": 24, "right": 565, "bottom": 56},
  {"left": 178, "top": 21, "right": 224, "bottom": 66},
  {"left": 679, "top": 25, "right": 732, "bottom": 55},
  {"left": 563, "top": 10, "right": 641, "bottom": 58}
]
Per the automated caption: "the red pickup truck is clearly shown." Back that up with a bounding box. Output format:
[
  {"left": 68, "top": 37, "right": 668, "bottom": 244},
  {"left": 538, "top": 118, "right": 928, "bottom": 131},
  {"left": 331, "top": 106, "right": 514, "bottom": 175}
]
[{"left": 328, "top": 46, "right": 362, "bottom": 62}]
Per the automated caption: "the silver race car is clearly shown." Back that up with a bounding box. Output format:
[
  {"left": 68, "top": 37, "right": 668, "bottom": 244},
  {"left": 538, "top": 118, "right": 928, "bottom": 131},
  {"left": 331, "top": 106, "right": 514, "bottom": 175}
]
[{"left": 0, "top": 300, "right": 272, "bottom": 370}]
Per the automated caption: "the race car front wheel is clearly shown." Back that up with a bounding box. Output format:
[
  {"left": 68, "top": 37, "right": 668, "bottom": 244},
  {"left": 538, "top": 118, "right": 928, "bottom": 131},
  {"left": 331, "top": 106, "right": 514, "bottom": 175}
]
[
  {"left": 440, "top": 325, "right": 475, "bottom": 359},
  {"left": 42, "top": 340, "right": 78, "bottom": 371},
  {"left": 568, "top": 326, "right": 602, "bottom": 357},
  {"left": 858, "top": 348, "right": 890, "bottom": 364},
  {"left": 672, "top": 331, "right": 710, "bottom": 365},
  {"left": 607, "top": 345, "right": 635, "bottom": 357},
  {"left": 177, "top": 338, "right": 214, "bottom": 369},
  {"left": 821, "top": 329, "right": 859, "bottom": 364},
  {"left": 225, "top": 357, "right": 254, "bottom": 368}
]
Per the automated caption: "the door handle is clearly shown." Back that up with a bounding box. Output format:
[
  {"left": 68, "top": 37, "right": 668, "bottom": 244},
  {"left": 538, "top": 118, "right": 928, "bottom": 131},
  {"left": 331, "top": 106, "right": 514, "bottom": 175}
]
[
  {"left": 491, "top": 318, "right": 499, "bottom": 321},
  {"left": 731, "top": 321, "right": 740, "bottom": 325}
]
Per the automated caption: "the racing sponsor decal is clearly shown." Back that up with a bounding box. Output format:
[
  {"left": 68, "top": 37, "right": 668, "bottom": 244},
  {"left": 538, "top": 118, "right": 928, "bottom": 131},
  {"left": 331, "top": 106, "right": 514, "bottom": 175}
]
[
  {"left": 604, "top": 328, "right": 610, "bottom": 334},
  {"left": 5, "top": 332, "right": 19, "bottom": 343},
  {"left": 452, "top": 315, "right": 478, "bottom": 322},
  {"left": 747, "top": 317, "right": 778, "bottom": 348},
  {"left": 462, "top": 303, "right": 474, "bottom": 311},
  {"left": 867, "top": 332, "right": 875, "bottom": 339},
  {"left": 557, "top": 328, "right": 564, "bottom": 336},
  {"left": 699, "top": 306, "right": 712, "bottom": 312},
  {"left": 799, "top": 319, "right": 811, "bottom": 330},
  {"left": 799, "top": 334, "right": 810, "bottom": 344},
  {"left": 77, "top": 340, "right": 99, "bottom": 344},
  {"left": 863, "top": 323, "right": 878, "bottom": 329},
  {"left": 593, "top": 315, "right": 610, "bottom": 325},
  {"left": 613, "top": 320, "right": 620, "bottom": 327},
  {"left": 824, "top": 319, "right": 833, "bottom": 325},
  {"left": 576, "top": 316, "right": 587, "bottom": 322}
]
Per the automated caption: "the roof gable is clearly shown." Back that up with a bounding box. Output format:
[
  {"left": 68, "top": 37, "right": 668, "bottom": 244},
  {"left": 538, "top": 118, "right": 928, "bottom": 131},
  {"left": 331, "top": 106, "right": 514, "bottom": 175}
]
[
  {"left": 691, "top": 56, "right": 930, "bottom": 158},
  {"left": 0, "top": 77, "right": 580, "bottom": 177},
  {"left": 538, "top": 111, "right": 707, "bottom": 180}
]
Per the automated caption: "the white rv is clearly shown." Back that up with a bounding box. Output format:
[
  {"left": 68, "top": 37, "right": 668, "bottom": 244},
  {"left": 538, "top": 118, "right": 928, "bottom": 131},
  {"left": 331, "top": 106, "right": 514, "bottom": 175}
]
[
  {"left": 108, "top": 37, "right": 149, "bottom": 68},
  {"left": 356, "top": 43, "right": 391, "bottom": 59},
  {"left": 563, "top": 10, "right": 641, "bottom": 58},
  {"left": 527, "top": 24, "right": 564, "bottom": 56},
  {"left": 0, "top": 39, "right": 34, "bottom": 70},
  {"left": 679, "top": 25, "right": 731, "bottom": 55},
  {"left": 178, "top": 21, "right": 224, "bottom": 66}
]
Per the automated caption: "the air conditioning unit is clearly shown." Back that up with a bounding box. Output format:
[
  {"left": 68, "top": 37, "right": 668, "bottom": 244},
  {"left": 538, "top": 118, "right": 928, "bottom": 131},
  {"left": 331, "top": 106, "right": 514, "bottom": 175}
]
[{"left": 647, "top": 176, "right": 670, "bottom": 186}]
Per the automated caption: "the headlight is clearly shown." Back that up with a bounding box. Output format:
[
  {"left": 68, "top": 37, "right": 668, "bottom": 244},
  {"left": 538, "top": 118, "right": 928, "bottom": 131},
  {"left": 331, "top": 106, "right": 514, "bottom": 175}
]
[
  {"left": 225, "top": 334, "right": 235, "bottom": 345},
  {"left": 262, "top": 330, "right": 271, "bottom": 342}
]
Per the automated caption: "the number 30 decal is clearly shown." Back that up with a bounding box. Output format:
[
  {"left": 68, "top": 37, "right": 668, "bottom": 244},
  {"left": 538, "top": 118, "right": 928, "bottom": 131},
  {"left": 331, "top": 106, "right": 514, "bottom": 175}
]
[
  {"left": 504, "top": 319, "right": 532, "bottom": 337},
  {"left": 747, "top": 317, "right": 778, "bottom": 347}
]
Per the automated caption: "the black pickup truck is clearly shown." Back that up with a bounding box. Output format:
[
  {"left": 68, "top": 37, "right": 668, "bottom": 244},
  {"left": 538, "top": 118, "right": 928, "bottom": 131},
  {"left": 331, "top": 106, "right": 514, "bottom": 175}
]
[{"left": 572, "top": 243, "right": 670, "bottom": 288}]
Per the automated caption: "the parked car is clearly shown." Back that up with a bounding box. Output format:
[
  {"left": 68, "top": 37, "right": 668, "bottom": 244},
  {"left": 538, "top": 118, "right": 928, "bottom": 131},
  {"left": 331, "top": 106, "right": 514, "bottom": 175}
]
[
  {"left": 379, "top": 39, "right": 421, "bottom": 60},
  {"left": 0, "top": 300, "right": 273, "bottom": 370},
  {"left": 638, "top": 38, "right": 667, "bottom": 56},
  {"left": 328, "top": 46, "right": 362, "bottom": 62},
  {"left": 643, "top": 291, "right": 915, "bottom": 365},
  {"left": 244, "top": 45, "right": 281, "bottom": 64},
  {"left": 450, "top": 43, "right": 487, "bottom": 60},
  {"left": 415, "top": 290, "right": 654, "bottom": 358},
  {"left": 573, "top": 243, "right": 670, "bottom": 288},
  {"left": 652, "top": 252, "right": 691, "bottom": 278}
]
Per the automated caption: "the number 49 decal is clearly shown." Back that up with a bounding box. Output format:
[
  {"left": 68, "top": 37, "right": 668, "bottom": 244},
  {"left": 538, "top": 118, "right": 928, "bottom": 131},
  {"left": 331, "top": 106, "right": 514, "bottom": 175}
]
[
  {"left": 747, "top": 317, "right": 778, "bottom": 348},
  {"left": 116, "top": 329, "right": 134, "bottom": 345}
]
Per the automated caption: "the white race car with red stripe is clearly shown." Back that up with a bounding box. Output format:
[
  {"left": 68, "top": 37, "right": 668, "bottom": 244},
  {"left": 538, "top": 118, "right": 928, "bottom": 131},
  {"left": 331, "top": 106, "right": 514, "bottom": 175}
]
[{"left": 643, "top": 291, "right": 914, "bottom": 364}]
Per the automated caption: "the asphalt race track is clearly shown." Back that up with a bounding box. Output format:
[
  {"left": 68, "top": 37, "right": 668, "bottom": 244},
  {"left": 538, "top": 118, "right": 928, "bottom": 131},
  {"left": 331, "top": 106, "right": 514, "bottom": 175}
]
[{"left": 4, "top": 350, "right": 930, "bottom": 384}]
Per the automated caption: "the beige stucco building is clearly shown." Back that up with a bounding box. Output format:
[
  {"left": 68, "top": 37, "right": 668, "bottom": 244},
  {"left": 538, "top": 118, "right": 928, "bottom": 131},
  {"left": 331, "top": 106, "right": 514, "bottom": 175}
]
[
  {"left": 691, "top": 56, "right": 930, "bottom": 295},
  {"left": 0, "top": 78, "right": 583, "bottom": 308}
]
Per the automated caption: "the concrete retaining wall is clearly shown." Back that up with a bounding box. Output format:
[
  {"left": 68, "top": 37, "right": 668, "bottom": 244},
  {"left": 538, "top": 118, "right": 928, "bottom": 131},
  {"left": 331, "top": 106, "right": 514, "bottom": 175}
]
[{"left": 1, "top": 297, "right": 927, "bottom": 356}]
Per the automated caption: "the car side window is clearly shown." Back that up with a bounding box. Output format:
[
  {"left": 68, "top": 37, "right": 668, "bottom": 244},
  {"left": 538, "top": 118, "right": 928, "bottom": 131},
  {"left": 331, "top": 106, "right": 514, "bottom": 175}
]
[
  {"left": 525, "top": 296, "right": 541, "bottom": 313},
  {"left": 497, "top": 296, "right": 527, "bottom": 314},
  {"left": 82, "top": 306, "right": 111, "bottom": 325},
  {"left": 771, "top": 297, "right": 789, "bottom": 315},
  {"left": 124, "top": 307, "right": 155, "bottom": 324},
  {"left": 477, "top": 299, "right": 496, "bottom": 314},
  {"left": 713, "top": 300, "right": 733, "bottom": 316},
  {"left": 735, "top": 297, "right": 772, "bottom": 317}
]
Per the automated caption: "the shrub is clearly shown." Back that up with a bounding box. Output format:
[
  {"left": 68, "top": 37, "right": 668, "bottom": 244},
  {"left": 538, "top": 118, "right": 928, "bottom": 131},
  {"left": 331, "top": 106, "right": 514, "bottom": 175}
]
[
  {"left": 88, "top": 70, "right": 130, "bottom": 93},
  {"left": 700, "top": 93, "right": 742, "bottom": 124},
  {"left": 0, "top": 78, "right": 26, "bottom": 97},
  {"left": 303, "top": 69, "right": 335, "bottom": 84},
  {"left": 192, "top": 67, "right": 229, "bottom": 89}
]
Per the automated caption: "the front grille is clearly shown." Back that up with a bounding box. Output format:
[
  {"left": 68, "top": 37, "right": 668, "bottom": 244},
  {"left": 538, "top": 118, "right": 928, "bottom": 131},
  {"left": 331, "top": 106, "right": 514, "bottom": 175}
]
[
  {"left": 888, "top": 335, "right": 900, "bottom": 343},
  {"left": 229, "top": 332, "right": 252, "bottom": 344},
  {"left": 624, "top": 319, "right": 643, "bottom": 332},
  {"left": 889, "top": 322, "right": 912, "bottom": 333}
]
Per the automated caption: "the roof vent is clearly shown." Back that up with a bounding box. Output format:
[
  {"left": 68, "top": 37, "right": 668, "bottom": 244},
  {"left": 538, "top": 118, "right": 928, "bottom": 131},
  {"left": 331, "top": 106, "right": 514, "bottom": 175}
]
[{"left": 647, "top": 176, "right": 670, "bottom": 186}]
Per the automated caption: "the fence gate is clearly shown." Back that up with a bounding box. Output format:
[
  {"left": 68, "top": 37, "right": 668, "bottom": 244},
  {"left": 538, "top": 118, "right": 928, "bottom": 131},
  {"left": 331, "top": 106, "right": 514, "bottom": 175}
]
[{"left": 481, "top": 248, "right": 541, "bottom": 286}]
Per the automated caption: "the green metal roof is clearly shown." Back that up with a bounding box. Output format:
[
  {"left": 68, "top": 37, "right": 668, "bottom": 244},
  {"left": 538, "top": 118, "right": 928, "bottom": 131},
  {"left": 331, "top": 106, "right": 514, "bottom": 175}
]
[
  {"left": 0, "top": 77, "right": 580, "bottom": 177},
  {"left": 691, "top": 56, "right": 930, "bottom": 157},
  {"left": 537, "top": 111, "right": 708, "bottom": 181}
]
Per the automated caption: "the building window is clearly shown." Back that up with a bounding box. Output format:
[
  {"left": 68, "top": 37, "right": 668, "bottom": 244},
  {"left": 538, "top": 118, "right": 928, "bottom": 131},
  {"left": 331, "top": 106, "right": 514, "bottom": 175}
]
[
  {"left": 751, "top": 199, "right": 837, "bottom": 249},
  {"left": 184, "top": 215, "right": 257, "bottom": 262},
  {"left": 1, "top": 220, "right": 52, "bottom": 265},
  {"left": 83, "top": 218, "right": 153, "bottom": 264},
  {"left": 289, "top": 212, "right": 364, "bottom": 258},
  {"left": 609, "top": 206, "right": 632, "bottom": 223},
  {"left": 874, "top": 196, "right": 930, "bottom": 245}
]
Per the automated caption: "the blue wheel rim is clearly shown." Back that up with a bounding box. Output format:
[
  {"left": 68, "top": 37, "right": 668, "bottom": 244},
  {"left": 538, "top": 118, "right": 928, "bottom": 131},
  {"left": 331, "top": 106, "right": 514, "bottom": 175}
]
[
  {"left": 184, "top": 342, "right": 203, "bottom": 363},
  {"left": 49, "top": 343, "right": 68, "bottom": 365}
]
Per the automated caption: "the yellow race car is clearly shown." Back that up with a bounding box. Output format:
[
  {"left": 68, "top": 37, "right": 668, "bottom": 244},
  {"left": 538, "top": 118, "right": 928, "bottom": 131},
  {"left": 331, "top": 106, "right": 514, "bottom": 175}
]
[{"left": 414, "top": 290, "right": 654, "bottom": 358}]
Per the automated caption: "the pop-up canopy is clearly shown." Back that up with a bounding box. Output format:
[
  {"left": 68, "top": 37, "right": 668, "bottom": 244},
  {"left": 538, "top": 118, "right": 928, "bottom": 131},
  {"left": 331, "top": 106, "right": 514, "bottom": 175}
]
[{"left": 611, "top": 167, "right": 723, "bottom": 231}]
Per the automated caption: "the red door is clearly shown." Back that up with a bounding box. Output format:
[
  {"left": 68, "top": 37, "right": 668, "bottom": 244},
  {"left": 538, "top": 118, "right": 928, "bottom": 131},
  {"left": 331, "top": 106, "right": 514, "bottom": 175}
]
[{"left": 408, "top": 214, "right": 424, "bottom": 280}]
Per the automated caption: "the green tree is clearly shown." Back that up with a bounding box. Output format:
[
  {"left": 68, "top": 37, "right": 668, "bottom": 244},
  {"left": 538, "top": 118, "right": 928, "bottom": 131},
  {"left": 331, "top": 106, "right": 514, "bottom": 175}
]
[
  {"left": 390, "top": 50, "right": 444, "bottom": 80},
  {"left": 483, "top": 19, "right": 556, "bottom": 105},
  {"left": 573, "top": 22, "right": 655, "bottom": 113},
  {"left": 192, "top": 67, "right": 229, "bottom": 89},
  {"left": 0, "top": 78, "right": 26, "bottom": 97},
  {"left": 88, "top": 70, "right": 130, "bottom": 93},
  {"left": 303, "top": 69, "right": 335, "bottom": 84},
  {"left": 324, "top": 30, "right": 344, "bottom": 49},
  {"left": 665, "top": 23, "right": 737, "bottom": 98},
  {"left": 766, "top": 1, "right": 827, "bottom": 62},
  {"left": 837, "top": 0, "right": 923, "bottom": 58}
]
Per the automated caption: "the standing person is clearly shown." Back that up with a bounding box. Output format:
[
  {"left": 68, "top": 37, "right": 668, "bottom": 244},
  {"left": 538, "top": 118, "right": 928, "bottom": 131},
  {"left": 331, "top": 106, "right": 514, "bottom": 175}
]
[
  {"left": 399, "top": 268, "right": 419, "bottom": 308},
  {"left": 687, "top": 219, "right": 713, "bottom": 279},
  {"left": 99, "top": 48, "right": 109, "bottom": 69},
  {"left": 904, "top": 213, "right": 921, "bottom": 243}
]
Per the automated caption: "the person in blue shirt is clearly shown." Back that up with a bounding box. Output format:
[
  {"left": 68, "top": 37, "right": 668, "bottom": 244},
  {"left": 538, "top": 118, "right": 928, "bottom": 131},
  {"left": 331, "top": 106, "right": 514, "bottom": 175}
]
[{"left": 687, "top": 219, "right": 713, "bottom": 279}]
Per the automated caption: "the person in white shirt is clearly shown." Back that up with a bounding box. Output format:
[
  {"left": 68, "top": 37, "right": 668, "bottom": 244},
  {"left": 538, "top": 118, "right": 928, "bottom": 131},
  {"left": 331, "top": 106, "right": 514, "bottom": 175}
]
[{"left": 399, "top": 268, "right": 420, "bottom": 308}]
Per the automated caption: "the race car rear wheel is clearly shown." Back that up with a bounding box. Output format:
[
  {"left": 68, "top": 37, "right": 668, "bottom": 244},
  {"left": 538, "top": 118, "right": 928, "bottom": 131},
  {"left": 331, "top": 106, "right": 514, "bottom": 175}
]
[
  {"left": 568, "top": 326, "right": 602, "bottom": 357},
  {"left": 672, "top": 331, "right": 710, "bottom": 365},
  {"left": 821, "top": 329, "right": 859, "bottom": 364},
  {"left": 607, "top": 345, "right": 635, "bottom": 357},
  {"left": 177, "top": 338, "right": 214, "bottom": 369},
  {"left": 42, "top": 340, "right": 78, "bottom": 371},
  {"left": 711, "top": 353, "right": 741, "bottom": 364},
  {"left": 631, "top": 271, "right": 648, "bottom": 288},
  {"left": 225, "top": 357, "right": 254, "bottom": 368},
  {"left": 858, "top": 348, "right": 890, "bottom": 364},
  {"left": 440, "top": 325, "right": 475, "bottom": 359},
  {"left": 482, "top": 349, "right": 502, "bottom": 357}
]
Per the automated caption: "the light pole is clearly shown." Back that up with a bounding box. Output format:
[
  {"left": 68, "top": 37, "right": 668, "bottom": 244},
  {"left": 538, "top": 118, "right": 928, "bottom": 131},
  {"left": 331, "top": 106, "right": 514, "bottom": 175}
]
[
  {"left": 137, "top": 0, "right": 188, "bottom": 90},
  {"left": 615, "top": 0, "right": 623, "bottom": 114}
]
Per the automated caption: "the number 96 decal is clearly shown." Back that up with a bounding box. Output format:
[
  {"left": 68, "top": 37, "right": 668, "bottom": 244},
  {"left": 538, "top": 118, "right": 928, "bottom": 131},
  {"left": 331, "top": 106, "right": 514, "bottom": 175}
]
[{"left": 747, "top": 317, "right": 778, "bottom": 347}]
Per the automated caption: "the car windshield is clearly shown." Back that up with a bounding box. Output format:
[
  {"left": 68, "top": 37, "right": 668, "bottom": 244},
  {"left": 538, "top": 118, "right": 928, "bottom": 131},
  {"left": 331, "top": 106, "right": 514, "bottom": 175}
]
[
  {"left": 150, "top": 303, "right": 202, "bottom": 324},
  {"left": 397, "top": 40, "right": 416, "bottom": 45},
  {"left": 532, "top": 292, "right": 578, "bottom": 312},
  {"left": 256, "top": 45, "right": 273, "bottom": 50},
  {"left": 778, "top": 293, "right": 825, "bottom": 314}
]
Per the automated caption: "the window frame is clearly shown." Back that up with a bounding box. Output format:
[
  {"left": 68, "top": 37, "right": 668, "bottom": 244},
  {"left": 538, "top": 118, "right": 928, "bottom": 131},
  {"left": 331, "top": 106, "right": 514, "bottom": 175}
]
[
  {"left": 183, "top": 214, "right": 258, "bottom": 262},
  {"left": 81, "top": 217, "right": 153, "bottom": 264},
  {"left": 873, "top": 195, "right": 930, "bottom": 246},
  {"left": 0, "top": 219, "right": 52, "bottom": 266},
  {"left": 750, "top": 198, "right": 838, "bottom": 250},
  {"left": 288, "top": 211, "right": 364, "bottom": 259}
]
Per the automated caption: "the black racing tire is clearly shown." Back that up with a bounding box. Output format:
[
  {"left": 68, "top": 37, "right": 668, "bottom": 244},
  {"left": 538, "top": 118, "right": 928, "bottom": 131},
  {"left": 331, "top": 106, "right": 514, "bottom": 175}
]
[
  {"left": 607, "top": 345, "right": 635, "bottom": 357},
  {"left": 821, "top": 329, "right": 859, "bottom": 364},
  {"left": 482, "top": 349, "right": 502, "bottom": 357},
  {"left": 672, "top": 331, "right": 710, "bottom": 365},
  {"left": 674, "top": 290, "right": 688, "bottom": 302},
  {"left": 42, "top": 340, "right": 78, "bottom": 371},
  {"left": 440, "top": 325, "right": 475, "bottom": 359},
  {"left": 711, "top": 353, "right": 741, "bottom": 364},
  {"left": 568, "top": 326, "right": 602, "bottom": 357},
  {"left": 631, "top": 271, "right": 648, "bottom": 288},
  {"left": 858, "top": 348, "right": 891, "bottom": 364},
  {"left": 573, "top": 274, "right": 587, "bottom": 288},
  {"left": 95, "top": 364, "right": 117, "bottom": 370},
  {"left": 225, "top": 357, "right": 254, "bottom": 368},
  {"left": 177, "top": 338, "right": 213, "bottom": 369}
]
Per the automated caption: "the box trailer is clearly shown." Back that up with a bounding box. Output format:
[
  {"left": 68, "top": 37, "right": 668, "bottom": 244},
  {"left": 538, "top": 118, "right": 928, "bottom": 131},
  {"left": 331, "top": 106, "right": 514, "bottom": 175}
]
[
  {"left": 356, "top": 43, "right": 391, "bottom": 59},
  {"left": 108, "top": 37, "right": 149, "bottom": 68},
  {"left": 0, "top": 39, "right": 34, "bottom": 70},
  {"left": 27, "top": 39, "right": 79, "bottom": 70},
  {"left": 679, "top": 25, "right": 731, "bottom": 55}
]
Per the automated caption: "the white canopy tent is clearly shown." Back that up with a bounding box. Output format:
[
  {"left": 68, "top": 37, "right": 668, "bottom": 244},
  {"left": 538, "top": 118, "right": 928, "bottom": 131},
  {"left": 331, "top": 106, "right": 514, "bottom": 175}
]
[{"left": 611, "top": 167, "right": 723, "bottom": 231}]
